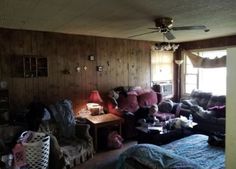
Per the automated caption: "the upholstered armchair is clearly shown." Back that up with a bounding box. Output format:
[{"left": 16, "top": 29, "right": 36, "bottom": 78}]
[
  {"left": 39, "top": 100, "right": 94, "bottom": 169},
  {"left": 59, "top": 123, "right": 94, "bottom": 168}
]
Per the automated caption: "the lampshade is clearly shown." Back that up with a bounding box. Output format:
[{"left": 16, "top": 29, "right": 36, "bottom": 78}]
[
  {"left": 175, "top": 59, "right": 184, "bottom": 65},
  {"left": 88, "top": 90, "right": 103, "bottom": 103}
]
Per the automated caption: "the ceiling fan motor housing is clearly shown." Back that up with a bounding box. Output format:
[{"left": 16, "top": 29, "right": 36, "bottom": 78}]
[{"left": 155, "top": 17, "right": 174, "bottom": 29}]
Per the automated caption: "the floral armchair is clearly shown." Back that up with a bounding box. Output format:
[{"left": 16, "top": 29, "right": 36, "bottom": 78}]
[{"left": 39, "top": 100, "right": 94, "bottom": 169}]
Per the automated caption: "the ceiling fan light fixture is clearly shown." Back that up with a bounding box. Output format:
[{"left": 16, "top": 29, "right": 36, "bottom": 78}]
[
  {"left": 153, "top": 43, "right": 179, "bottom": 51},
  {"left": 172, "top": 44, "right": 179, "bottom": 51}
]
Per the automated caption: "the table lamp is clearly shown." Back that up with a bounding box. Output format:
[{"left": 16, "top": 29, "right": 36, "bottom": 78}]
[{"left": 87, "top": 90, "right": 103, "bottom": 115}]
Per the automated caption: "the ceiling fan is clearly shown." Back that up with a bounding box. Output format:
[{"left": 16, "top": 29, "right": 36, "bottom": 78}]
[{"left": 128, "top": 17, "right": 210, "bottom": 40}]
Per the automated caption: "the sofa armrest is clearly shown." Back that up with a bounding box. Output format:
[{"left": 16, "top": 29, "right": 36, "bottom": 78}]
[
  {"left": 156, "top": 92, "right": 163, "bottom": 104},
  {"left": 181, "top": 99, "right": 194, "bottom": 107},
  {"left": 107, "top": 97, "right": 121, "bottom": 115},
  {"left": 107, "top": 97, "right": 118, "bottom": 108},
  {"left": 124, "top": 111, "right": 135, "bottom": 116},
  {"left": 75, "top": 123, "right": 93, "bottom": 142}
]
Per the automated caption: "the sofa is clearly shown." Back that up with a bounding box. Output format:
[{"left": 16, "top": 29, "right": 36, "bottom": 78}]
[
  {"left": 107, "top": 86, "right": 164, "bottom": 139},
  {"left": 178, "top": 90, "right": 225, "bottom": 134}
]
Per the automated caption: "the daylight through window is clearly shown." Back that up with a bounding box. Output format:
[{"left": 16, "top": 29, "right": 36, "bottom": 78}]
[
  {"left": 151, "top": 50, "right": 173, "bottom": 84},
  {"left": 183, "top": 50, "right": 227, "bottom": 95}
]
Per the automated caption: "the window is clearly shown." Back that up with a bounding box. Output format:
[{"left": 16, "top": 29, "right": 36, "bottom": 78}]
[
  {"left": 183, "top": 50, "right": 226, "bottom": 95},
  {"left": 11, "top": 55, "right": 48, "bottom": 78},
  {"left": 151, "top": 50, "right": 173, "bottom": 84}
]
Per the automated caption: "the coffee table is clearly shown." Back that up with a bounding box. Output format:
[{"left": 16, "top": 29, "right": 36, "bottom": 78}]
[{"left": 136, "top": 124, "right": 184, "bottom": 145}]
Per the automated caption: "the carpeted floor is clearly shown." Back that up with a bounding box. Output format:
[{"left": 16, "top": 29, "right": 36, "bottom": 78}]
[{"left": 74, "top": 140, "right": 137, "bottom": 169}]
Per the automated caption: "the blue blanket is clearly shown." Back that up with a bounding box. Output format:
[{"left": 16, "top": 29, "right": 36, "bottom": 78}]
[
  {"left": 117, "top": 134, "right": 225, "bottom": 169},
  {"left": 162, "top": 134, "right": 225, "bottom": 169}
]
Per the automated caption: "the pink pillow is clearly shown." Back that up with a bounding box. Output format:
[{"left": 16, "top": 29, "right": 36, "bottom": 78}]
[
  {"left": 117, "top": 94, "right": 139, "bottom": 113},
  {"left": 127, "top": 90, "right": 138, "bottom": 95},
  {"left": 137, "top": 91, "right": 157, "bottom": 108},
  {"left": 135, "top": 88, "right": 153, "bottom": 95}
]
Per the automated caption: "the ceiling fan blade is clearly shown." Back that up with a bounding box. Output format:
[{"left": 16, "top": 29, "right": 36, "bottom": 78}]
[
  {"left": 164, "top": 31, "right": 175, "bottom": 40},
  {"left": 128, "top": 30, "right": 159, "bottom": 38},
  {"left": 172, "top": 25, "right": 208, "bottom": 31},
  {"left": 148, "top": 27, "right": 160, "bottom": 30}
]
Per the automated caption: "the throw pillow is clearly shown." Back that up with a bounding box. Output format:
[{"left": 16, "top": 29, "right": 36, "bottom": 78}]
[
  {"left": 117, "top": 94, "right": 139, "bottom": 113},
  {"left": 158, "top": 99, "right": 174, "bottom": 113},
  {"left": 137, "top": 91, "right": 157, "bottom": 108}
]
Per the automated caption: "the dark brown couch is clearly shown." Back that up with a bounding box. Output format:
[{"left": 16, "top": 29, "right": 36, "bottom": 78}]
[{"left": 179, "top": 90, "right": 225, "bottom": 134}]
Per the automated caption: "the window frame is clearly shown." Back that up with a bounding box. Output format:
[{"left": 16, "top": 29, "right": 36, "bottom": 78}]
[{"left": 181, "top": 48, "right": 227, "bottom": 97}]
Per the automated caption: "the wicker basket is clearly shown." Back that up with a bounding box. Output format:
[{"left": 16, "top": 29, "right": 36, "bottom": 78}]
[{"left": 20, "top": 131, "right": 50, "bottom": 169}]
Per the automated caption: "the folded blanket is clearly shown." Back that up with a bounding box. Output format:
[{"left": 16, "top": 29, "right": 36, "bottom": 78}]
[
  {"left": 49, "top": 100, "right": 76, "bottom": 138},
  {"left": 116, "top": 144, "right": 203, "bottom": 169}
]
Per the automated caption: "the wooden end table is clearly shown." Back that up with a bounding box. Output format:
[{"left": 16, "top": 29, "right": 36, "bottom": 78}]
[{"left": 84, "top": 113, "right": 123, "bottom": 151}]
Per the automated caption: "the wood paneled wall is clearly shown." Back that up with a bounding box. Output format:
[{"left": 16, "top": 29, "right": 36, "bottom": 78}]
[{"left": 0, "top": 28, "right": 151, "bottom": 113}]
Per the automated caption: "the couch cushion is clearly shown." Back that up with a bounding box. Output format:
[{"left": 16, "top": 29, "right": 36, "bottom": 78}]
[
  {"left": 134, "top": 88, "right": 153, "bottom": 95},
  {"left": 190, "top": 90, "right": 212, "bottom": 109},
  {"left": 158, "top": 99, "right": 174, "bottom": 113},
  {"left": 155, "top": 112, "right": 175, "bottom": 121},
  {"left": 207, "top": 95, "right": 226, "bottom": 108},
  {"left": 61, "top": 141, "right": 94, "bottom": 167},
  {"left": 117, "top": 94, "right": 139, "bottom": 113},
  {"left": 137, "top": 90, "right": 157, "bottom": 108}
]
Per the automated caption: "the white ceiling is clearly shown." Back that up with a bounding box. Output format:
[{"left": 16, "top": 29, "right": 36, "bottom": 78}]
[{"left": 0, "top": 0, "right": 236, "bottom": 42}]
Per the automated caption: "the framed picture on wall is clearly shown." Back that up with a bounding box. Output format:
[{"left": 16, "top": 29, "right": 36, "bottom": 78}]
[
  {"left": 88, "top": 55, "right": 95, "bottom": 61},
  {"left": 11, "top": 55, "right": 48, "bottom": 78},
  {"left": 96, "top": 66, "right": 103, "bottom": 72}
]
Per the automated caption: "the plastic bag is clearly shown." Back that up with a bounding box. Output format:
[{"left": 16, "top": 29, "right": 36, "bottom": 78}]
[
  {"left": 12, "top": 143, "right": 27, "bottom": 168},
  {"left": 107, "top": 131, "right": 123, "bottom": 149}
]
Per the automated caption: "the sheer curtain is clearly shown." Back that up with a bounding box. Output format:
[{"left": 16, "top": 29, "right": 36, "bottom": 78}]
[
  {"left": 184, "top": 50, "right": 226, "bottom": 68},
  {"left": 151, "top": 50, "right": 173, "bottom": 83}
]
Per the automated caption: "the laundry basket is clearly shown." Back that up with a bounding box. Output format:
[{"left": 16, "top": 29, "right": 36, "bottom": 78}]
[{"left": 20, "top": 131, "right": 50, "bottom": 169}]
